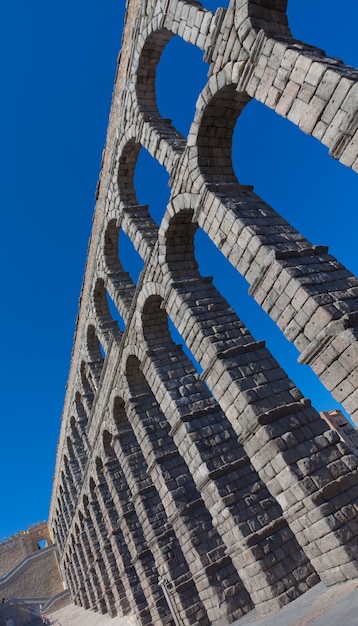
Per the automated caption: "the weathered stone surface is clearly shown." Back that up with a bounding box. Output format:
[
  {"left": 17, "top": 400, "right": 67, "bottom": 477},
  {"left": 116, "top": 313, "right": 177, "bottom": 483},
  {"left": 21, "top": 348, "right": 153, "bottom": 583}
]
[{"left": 49, "top": 1, "right": 358, "bottom": 625}]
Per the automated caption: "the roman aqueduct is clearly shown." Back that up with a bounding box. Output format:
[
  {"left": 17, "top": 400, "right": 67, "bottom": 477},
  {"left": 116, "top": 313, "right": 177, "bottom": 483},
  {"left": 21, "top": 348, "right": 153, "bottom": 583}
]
[{"left": 49, "top": 1, "right": 358, "bottom": 624}]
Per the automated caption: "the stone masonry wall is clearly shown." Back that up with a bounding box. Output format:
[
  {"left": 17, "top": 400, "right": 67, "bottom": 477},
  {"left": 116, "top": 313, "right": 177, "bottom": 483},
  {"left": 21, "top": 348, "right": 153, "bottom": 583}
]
[
  {"left": 49, "top": 1, "right": 358, "bottom": 625},
  {"left": 0, "top": 546, "right": 63, "bottom": 601},
  {"left": 0, "top": 522, "right": 52, "bottom": 578}
]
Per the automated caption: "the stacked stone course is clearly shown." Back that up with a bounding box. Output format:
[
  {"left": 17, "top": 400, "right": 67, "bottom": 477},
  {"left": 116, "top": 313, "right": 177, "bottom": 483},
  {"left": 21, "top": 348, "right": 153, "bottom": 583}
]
[{"left": 49, "top": 1, "right": 358, "bottom": 624}]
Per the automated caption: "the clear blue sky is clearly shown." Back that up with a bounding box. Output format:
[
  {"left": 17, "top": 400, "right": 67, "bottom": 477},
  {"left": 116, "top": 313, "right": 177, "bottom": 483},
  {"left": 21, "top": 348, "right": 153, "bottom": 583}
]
[{"left": 0, "top": 0, "right": 357, "bottom": 540}]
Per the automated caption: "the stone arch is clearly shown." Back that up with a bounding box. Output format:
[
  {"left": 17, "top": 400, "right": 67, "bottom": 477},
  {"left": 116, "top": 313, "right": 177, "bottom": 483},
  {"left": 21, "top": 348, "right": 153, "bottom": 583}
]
[
  {"left": 93, "top": 277, "right": 121, "bottom": 349},
  {"left": 112, "top": 137, "right": 160, "bottom": 262},
  {"left": 66, "top": 435, "right": 79, "bottom": 476},
  {"left": 94, "top": 439, "right": 148, "bottom": 620},
  {"left": 115, "top": 138, "right": 141, "bottom": 206},
  {"left": 113, "top": 132, "right": 167, "bottom": 223},
  {"left": 138, "top": 286, "right": 203, "bottom": 379},
  {"left": 60, "top": 469, "right": 75, "bottom": 525},
  {"left": 155, "top": 32, "right": 213, "bottom": 138},
  {"left": 190, "top": 77, "right": 251, "bottom": 185},
  {"left": 120, "top": 344, "right": 144, "bottom": 380},
  {"left": 74, "top": 391, "right": 89, "bottom": 437},
  {"left": 125, "top": 1, "right": 216, "bottom": 126},
  {"left": 160, "top": 209, "right": 199, "bottom": 280},
  {"left": 104, "top": 218, "right": 121, "bottom": 271},
  {"left": 53, "top": 508, "right": 66, "bottom": 553},
  {"left": 103, "top": 218, "right": 139, "bottom": 318},
  {"left": 58, "top": 483, "right": 71, "bottom": 532},
  {"left": 124, "top": 354, "right": 141, "bottom": 389},
  {"left": 65, "top": 437, "right": 81, "bottom": 487},
  {"left": 141, "top": 294, "right": 171, "bottom": 349},
  {"left": 112, "top": 395, "right": 127, "bottom": 430},
  {"left": 78, "top": 505, "right": 104, "bottom": 611},
  {"left": 64, "top": 533, "right": 80, "bottom": 604},
  {"left": 95, "top": 456, "right": 104, "bottom": 474},
  {"left": 62, "top": 457, "right": 75, "bottom": 504},
  {"left": 132, "top": 8, "right": 221, "bottom": 155},
  {"left": 71, "top": 521, "right": 93, "bottom": 609},
  {"left": 178, "top": 79, "right": 358, "bottom": 420},
  {"left": 103, "top": 219, "right": 137, "bottom": 311},
  {"left": 81, "top": 494, "right": 90, "bottom": 520},
  {"left": 102, "top": 429, "right": 115, "bottom": 458},
  {"left": 109, "top": 395, "right": 168, "bottom": 624},
  {"left": 86, "top": 324, "right": 105, "bottom": 385},
  {"left": 133, "top": 9, "right": 213, "bottom": 149},
  {"left": 134, "top": 26, "right": 186, "bottom": 166},
  {"left": 94, "top": 452, "right": 131, "bottom": 617},
  {"left": 131, "top": 283, "right": 168, "bottom": 360},
  {"left": 86, "top": 323, "right": 104, "bottom": 361},
  {"left": 123, "top": 353, "right": 240, "bottom": 624},
  {"left": 135, "top": 28, "right": 173, "bottom": 120},
  {"left": 132, "top": 298, "right": 319, "bottom": 618},
  {"left": 70, "top": 415, "right": 87, "bottom": 471},
  {"left": 80, "top": 361, "right": 95, "bottom": 412}
]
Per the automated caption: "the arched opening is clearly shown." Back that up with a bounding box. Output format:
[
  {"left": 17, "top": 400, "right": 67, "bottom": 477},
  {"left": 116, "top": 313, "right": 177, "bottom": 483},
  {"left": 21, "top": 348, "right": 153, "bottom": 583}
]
[
  {"left": 163, "top": 209, "right": 198, "bottom": 279},
  {"left": 134, "top": 147, "right": 170, "bottom": 226},
  {"left": 106, "top": 291, "right": 125, "bottom": 331},
  {"left": 196, "top": 82, "right": 250, "bottom": 184},
  {"left": 93, "top": 278, "right": 121, "bottom": 346},
  {"left": 118, "top": 229, "right": 144, "bottom": 284},
  {"left": 163, "top": 200, "right": 352, "bottom": 417},
  {"left": 80, "top": 361, "right": 95, "bottom": 409},
  {"left": 102, "top": 430, "right": 115, "bottom": 459},
  {"left": 75, "top": 391, "right": 88, "bottom": 430},
  {"left": 70, "top": 415, "right": 87, "bottom": 470},
  {"left": 135, "top": 28, "right": 173, "bottom": 119},
  {"left": 115, "top": 141, "right": 160, "bottom": 261},
  {"left": 156, "top": 35, "right": 211, "bottom": 137},
  {"left": 85, "top": 326, "right": 105, "bottom": 392},
  {"left": 116, "top": 139, "right": 141, "bottom": 205},
  {"left": 104, "top": 219, "right": 137, "bottom": 319},
  {"left": 112, "top": 396, "right": 127, "bottom": 430},
  {"left": 192, "top": 79, "right": 357, "bottom": 280},
  {"left": 232, "top": 99, "right": 358, "bottom": 275},
  {"left": 168, "top": 317, "right": 203, "bottom": 375},
  {"left": 194, "top": 227, "right": 351, "bottom": 417},
  {"left": 141, "top": 294, "right": 202, "bottom": 374},
  {"left": 66, "top": 436, "right": 81, "bottom": 486},
  {"left": 87, "top": 324, "right": 105, "bottom": 366}
]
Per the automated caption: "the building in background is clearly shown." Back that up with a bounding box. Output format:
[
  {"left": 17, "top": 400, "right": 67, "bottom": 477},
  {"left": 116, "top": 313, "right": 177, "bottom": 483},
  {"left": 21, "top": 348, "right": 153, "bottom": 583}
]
[
  {"left": 321, "top": 410, "right": 358, "bottom": 454},
  {"left": 0, "top": 522, "right": 67, "bottom": 626}
]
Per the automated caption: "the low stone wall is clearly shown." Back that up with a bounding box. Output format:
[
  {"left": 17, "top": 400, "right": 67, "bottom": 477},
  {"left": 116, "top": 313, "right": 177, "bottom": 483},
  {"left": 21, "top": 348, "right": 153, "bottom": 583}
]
[
  {"left": 0, "top": 537, "right": 28, "bottom": 580},
  {"left": 0, "top": 523, "right": 51, "bottom": 579},
  {"left": 0, "top": 547, "right": 63, "bottom": 602}
]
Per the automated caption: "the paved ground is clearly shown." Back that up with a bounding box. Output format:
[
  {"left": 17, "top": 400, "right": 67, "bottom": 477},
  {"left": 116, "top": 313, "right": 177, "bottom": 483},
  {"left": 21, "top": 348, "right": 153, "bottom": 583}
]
[
  {"left": 46, "top": 580, "right": 358, "bottom": 625},
  {"left": 234, "top": 580, "right": 358, "bottom": 626},
  {"left": 47, "top": 602, "right": 137, "bottom": 626}
]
